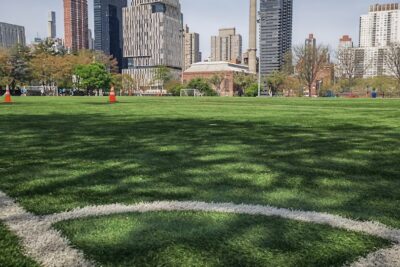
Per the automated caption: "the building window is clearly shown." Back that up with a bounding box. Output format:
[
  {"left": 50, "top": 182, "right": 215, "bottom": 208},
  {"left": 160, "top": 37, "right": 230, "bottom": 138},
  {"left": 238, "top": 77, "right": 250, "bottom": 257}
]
[{"left": 152, "top": 3, "right": 166, "bottom": 13}]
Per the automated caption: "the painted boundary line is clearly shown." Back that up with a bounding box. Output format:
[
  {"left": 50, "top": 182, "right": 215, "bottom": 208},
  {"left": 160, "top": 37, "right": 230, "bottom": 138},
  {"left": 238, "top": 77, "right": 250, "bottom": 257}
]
[
  {"left": 45, "top": 201, "right": 400, "bottom": 242},
  {"left": 0, "top": 191, "right": 94, "bottom": 267},
  {"left": 1, "top": 190, "right": 400, "bottom": 267}
]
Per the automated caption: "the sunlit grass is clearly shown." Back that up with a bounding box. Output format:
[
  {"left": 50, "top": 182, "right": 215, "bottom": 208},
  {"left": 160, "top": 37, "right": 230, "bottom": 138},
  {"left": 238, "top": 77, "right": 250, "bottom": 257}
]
[
  {"left": 1, "top": 97, "right": 399, "bottom": 266},
  {"left": 0, "top": 97, "right": 399, "bottom": 227}
]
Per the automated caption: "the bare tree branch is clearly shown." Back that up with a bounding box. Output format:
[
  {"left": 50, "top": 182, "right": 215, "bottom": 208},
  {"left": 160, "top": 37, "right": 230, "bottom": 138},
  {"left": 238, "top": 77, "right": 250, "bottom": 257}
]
[
  {"left": 294, "top": 44, "right": 329, "bottom": 97},
  {"left": 385, "top": 43, "right": 400, "bottom": 90}
]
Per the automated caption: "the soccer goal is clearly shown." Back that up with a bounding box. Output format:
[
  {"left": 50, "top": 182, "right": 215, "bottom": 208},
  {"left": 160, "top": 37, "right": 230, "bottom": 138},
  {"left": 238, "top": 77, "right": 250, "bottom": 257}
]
[
  {"left": 24, "top": 86, "right": 58, "bottom": 96},
  {"left": 180, "top": 89, "right": 203, "bottom": 97}
]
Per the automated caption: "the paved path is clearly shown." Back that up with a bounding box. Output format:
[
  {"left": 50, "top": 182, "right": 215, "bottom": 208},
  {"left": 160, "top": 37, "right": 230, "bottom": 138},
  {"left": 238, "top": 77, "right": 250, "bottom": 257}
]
[{"left": 1, "top": 190, "right": 400, "bottom": 267}]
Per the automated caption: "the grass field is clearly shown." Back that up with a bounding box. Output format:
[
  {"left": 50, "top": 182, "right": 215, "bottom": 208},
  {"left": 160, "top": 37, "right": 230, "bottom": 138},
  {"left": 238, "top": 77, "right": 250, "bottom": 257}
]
[
  {"left": 54, "top": 211, "right": 389, "bottom": 267},
  {"left": 1, "top": 97, "right": 399, "bottom": 266},
  {"left": 0, "top": 222, "right": 40, "bottom": 267}
]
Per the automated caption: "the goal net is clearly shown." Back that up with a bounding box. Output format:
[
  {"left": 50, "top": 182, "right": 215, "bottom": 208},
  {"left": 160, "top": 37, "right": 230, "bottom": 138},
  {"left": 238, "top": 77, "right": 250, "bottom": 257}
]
[
  {"left": 180, "top": 89, "right": 202, "bottom": 97},
  {"left": 24, "top": 86, "right": 58, "bottom": 96}
]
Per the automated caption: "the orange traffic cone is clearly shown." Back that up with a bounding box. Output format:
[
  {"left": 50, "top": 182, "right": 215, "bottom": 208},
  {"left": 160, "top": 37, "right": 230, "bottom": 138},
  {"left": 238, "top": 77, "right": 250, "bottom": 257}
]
[
  {"left": 109, "top": 86, "right": 116, "bottom": 103},
  {"left": 4, "top": 85, "right": 12, "bottom": 103}
]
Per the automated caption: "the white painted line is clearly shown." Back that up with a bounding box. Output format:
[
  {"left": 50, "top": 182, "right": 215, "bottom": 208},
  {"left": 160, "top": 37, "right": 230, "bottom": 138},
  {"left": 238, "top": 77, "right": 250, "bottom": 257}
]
[
  {"left": 350, "top": 245, "right": 400, "bottom": 267},
  {"left": 42, "top": 201, "right": 400, "bottom": 267},
  {"left": 0, "top": 191, "right": 94, "bottom": 267},
  {"left": 45, "top": 201, "right": 400, "bottom": 243},
  {"left": 1, "top": 190, "right": 400, "bottom": 267}
]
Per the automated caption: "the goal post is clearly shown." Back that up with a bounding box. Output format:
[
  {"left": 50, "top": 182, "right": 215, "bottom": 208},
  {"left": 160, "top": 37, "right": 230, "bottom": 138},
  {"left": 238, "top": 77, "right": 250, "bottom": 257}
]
[{"left": 180, "top": 89, "right": 203, "bottom": 97}]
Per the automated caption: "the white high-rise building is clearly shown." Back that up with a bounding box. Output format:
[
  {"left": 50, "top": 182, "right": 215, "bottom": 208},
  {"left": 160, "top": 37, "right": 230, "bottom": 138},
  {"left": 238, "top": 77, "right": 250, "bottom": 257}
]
[
  {"left": 355, "top": 3, "right": 400, "bottom": 77},
  {"left": 122, "top": 0, "right": 183, "bottom": 88},
  {"left": 360, "top": 3, "right": 400, "bottom": 47}
]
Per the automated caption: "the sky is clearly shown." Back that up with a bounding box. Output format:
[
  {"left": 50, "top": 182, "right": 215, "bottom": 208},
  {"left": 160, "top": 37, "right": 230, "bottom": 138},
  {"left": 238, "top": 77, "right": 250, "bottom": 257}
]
[{"left": 0, "top": 0, "right": 398, "bottom": 58}]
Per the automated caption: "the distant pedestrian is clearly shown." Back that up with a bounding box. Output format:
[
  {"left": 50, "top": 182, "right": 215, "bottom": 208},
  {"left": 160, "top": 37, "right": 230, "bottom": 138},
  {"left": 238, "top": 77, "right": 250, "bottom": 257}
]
[
  {"left": 371, "top": 89, "right": 377, "bottom": 99},
  {"left": 238, "top": 88, "right": 243, "bottom": 97}
]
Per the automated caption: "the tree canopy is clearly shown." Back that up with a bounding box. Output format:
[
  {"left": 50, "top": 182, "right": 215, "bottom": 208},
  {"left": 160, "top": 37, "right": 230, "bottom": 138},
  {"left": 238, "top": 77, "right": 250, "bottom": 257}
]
[
  {"left": 187, "top": 78, "right": 217, "bottom": 96},
  {"left": 74, "top": 63, "right": 112, "bottom": 92}
]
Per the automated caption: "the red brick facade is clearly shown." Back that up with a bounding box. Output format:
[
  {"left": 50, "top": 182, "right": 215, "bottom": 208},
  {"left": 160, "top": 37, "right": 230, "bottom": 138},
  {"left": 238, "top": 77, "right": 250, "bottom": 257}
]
[
  {"left": 183, "top": 71, "right": 236, "bottom": 96},
  {"left": 64, "top": 0, "right": 89, "bottom": 52}
]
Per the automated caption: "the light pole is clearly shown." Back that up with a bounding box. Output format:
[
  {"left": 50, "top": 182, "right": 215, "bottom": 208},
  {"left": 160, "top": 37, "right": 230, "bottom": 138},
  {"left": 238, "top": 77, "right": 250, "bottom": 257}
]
[
  {"left": 257, "top": 15, "right": 266, "bottom": 97},
  {"left": 180, "top": 28, "right": 185, "bottom": 85},
  {"left": 258, "top": 56, "right": 261, "bottom": 97}
]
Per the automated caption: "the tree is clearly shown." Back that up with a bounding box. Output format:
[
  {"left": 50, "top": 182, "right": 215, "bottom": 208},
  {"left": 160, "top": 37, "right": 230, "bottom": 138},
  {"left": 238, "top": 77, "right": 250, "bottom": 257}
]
[
  {"left": 294, "top": 44, "right": 329, "bottom": 97},
  {"left": 153, "top": 66, "right": 172, "bottom": 92},
  {"left": 360, "top": 76, "right": 397, "bottom": 97},
  {"left": 33, "top": 38, "right": 66, "bottom": 56},
  {"left": 30, "top": 53, "right": 58, "bottom": 87},
  {"left": 0, "top": 49, "right": 13, "bottom": 87},
  {"left": 121, "top": 74, "right": 136, "bottom": 96},
  {"left": 283, "top": 76, "right": 304, "bottom": 97},
  {"left": 209, "top": 74, "right": 224, "bottom": 95},
  {"left": 92, "top": 51, "right": 119, "bottom": 74},
  {"left": 111, "top": 73, "right": 123, "bottom": 94},
  {"left": 282, "top": 51, "right": 294, "bottom": 75},
  {"left": 267, "top": 71, "right": 286, "bottom": 95},
  {"left": 336, "top": 47, "right": 358, "bottom": 82},
  {"left": 234, "top": 72, "right": 256, "bottom": 96},
  {"left": 186, "top": 78, "right": 216, "bottom": 96},
  {"left": 335, "top": 47, "right": 371, "bottom": 87},
  {"left": 385, "top": 43, "right": 400, "bottom": 92},
  {"left": 244, "top": 83, "right": 259, "bottom": 97},
  {"left": 74, "top": 63, "right": 112, "bottom": 94},
  {"left": 165, "top": 80, "right": 183, "bottom": 96},
  {"left": 8, "top": 44, "right": 32, "bottom": 88}
]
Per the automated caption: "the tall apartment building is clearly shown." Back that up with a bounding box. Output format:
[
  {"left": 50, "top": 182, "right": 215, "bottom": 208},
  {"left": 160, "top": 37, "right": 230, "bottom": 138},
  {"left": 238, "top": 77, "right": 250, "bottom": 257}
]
[
  {"left": 354, "top": 3, "right": 400, "bottom": 77},
  {"left": 305, "top": 33, "right": 316, "bottom": 48},
  {"left": 339, "top": 35, "right": 353, "bottom": 48},
  {"left": 64, "top": 0, "right": 89, "bottom": 52},
  {"left": 94, "top": 0, "right": 127, "bottom": 70},
  {"left": 122, "top": 0, "right": 183, "bottom": 88},
  {"left": 360, "top": 3, "right": 400, "bottom": 47},
  {"left": 259, "top": 0, "right": 293, "bottom": 76},
  {"left": 88, "top": 29, "right": 94, "bottom": 50},
  {"left": 0, "top": 22, "right": 25, "bottom": 48},
  {"left": 210, "top": 28, "right": 242, "bottom": 63},
  {"left": 48, "top": 12, "right": 56, "bottom": 39},
  {"left": 183, "top": 25, "right": 201, "bottom": 70}
]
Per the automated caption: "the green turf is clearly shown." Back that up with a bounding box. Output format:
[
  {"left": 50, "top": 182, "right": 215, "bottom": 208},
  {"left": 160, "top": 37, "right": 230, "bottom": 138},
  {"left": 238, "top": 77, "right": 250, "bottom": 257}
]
[
  {"left": 0, "top": 97, "right": 399, "bottom": 230},
  {"left": 0, "top": 222, "right": 40, "bottom": 267},
  {"left": 54, "top": 211, "right": 390, "bottom": 267}
]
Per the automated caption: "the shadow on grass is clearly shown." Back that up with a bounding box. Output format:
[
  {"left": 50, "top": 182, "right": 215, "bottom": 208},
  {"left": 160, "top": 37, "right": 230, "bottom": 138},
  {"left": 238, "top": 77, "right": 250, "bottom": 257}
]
[
  {"left": 0, "top": 113, "right": 399, "bottom": 227},
  {"left": 55, "top": 211, "right": 390, "bottom": 267}
]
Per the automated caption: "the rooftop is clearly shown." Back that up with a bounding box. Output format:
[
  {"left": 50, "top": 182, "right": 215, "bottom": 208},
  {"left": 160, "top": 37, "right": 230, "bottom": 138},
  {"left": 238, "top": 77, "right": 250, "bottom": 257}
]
[{"left": 184, "top": 61, "right": 251, "bottom": 74}]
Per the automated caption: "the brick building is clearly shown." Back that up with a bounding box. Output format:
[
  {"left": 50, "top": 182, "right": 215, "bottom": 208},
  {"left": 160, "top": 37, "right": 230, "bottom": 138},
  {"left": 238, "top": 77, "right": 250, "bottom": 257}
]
[
  {"left": 183, "top": 62, "right": 251, "bottom": 96},
  {"left": 64, "top": 0, "right": 89, "bottom": 52}
]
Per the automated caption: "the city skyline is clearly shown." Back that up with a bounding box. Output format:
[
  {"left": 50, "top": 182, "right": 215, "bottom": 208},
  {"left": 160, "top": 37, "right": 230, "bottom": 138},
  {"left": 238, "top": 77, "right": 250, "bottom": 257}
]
[{"left": 0, "top": 0, "right": 399, "bottom": 57}]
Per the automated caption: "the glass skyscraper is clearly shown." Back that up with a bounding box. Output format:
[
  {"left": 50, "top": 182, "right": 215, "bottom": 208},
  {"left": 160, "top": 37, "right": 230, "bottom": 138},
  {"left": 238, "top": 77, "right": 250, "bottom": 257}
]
[
  {"left": 94, "top": 0, "right": 127, "bottom": 71},
  {"left": 259, "top": 0, "right": 293, "bottom": 76}
]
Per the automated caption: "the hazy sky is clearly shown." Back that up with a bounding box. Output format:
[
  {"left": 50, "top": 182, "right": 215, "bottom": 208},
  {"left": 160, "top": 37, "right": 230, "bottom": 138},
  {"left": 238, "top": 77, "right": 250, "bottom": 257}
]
[{"left": 0, "top": 0, "right": 397, "bottom": 58}]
